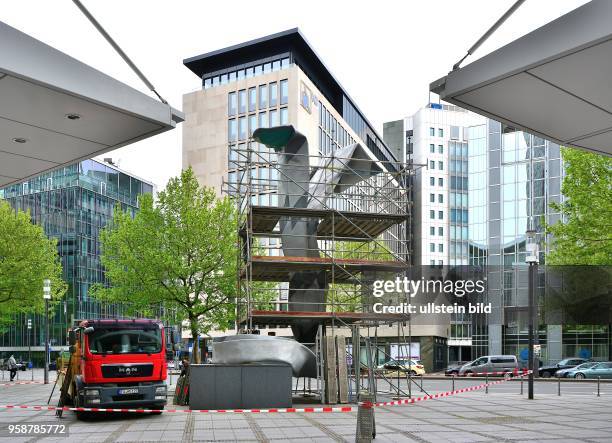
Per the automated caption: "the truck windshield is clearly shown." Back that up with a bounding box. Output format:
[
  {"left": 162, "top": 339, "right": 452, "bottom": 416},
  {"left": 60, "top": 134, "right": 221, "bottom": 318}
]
[{"left": 88, "top": 328, "right": 162, "bottom": 354}]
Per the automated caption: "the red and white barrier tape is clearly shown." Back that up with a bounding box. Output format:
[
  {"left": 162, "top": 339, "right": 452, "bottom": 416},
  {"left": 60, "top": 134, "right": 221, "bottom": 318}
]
[
  {"left": 0, "top": 405, "right": 356, "bottom": 414},
  {"left": 464, "top": 369, "right": 530, "bottom": 377},
  {"left": 372, "top": 379, "right": 505, "bottom": 407},
  {"left": 0, "top": 371, "right": 530, "bottom": 414}
]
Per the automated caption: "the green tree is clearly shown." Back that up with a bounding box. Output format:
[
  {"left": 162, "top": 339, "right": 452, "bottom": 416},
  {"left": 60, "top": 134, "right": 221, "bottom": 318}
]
[
  {"left": 330, "top": 239, "right": 395, "bottom": 312},
  {"left": 92, "top": 167, "right": 238, "bottom": 362},
  {"left": 546, "top": 148, "right": 612, "bottom": 265},
  {"left": 0, "top": 201, "right": 66, "bottom": 328}
]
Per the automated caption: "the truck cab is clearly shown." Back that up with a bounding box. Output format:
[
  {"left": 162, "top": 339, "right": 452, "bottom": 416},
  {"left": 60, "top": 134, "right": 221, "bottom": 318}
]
[{"left": 70, "top": 319, "right": 168, "bottom": 411}]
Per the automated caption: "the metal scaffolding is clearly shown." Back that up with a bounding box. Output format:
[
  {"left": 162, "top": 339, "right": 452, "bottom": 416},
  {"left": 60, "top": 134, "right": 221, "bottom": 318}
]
[{"left": 223, "top": 134, "right": 422, "bottom": 402}]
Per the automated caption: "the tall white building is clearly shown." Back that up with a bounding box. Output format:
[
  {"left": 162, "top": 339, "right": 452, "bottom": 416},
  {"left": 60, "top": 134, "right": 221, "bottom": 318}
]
[
  {"left": 384, "top": 104, "right": 485, "bottom": 364},
  {"left": 385, "top": 103, "right": 485, "bottom": 267}
]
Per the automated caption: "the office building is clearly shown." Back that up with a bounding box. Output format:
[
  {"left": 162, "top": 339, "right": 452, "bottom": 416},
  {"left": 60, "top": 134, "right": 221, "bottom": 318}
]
[
  {"left": 384, "top": 104, "right": 485, "bottom": 267},
  {"left": 468, "top": 119, "right": 610, "bottom": 364},
  {"left": 0, "top": 159, "right": 154, "bottom": 357},
  {"left": 384, "top": 104, "right": 484, "bottom": 364},
  {"left": 182, "top": 29, "right": 448, "bottom": 370}
]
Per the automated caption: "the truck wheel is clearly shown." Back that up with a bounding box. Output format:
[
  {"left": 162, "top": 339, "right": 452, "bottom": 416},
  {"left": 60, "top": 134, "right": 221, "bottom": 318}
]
[{"left": 74, "top": 391, "right": 90, "bottom": 420}]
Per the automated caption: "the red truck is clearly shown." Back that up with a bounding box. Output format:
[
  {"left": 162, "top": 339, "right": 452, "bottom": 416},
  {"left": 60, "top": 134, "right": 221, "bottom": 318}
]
[{"left": 63, "top": 319, "right": 172, "bottom": 417}]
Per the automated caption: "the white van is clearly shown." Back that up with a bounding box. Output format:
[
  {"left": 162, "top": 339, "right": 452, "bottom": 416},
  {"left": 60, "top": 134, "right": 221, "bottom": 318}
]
[{"left": 458, "top": 355, "right": 518, "bottom": 376}]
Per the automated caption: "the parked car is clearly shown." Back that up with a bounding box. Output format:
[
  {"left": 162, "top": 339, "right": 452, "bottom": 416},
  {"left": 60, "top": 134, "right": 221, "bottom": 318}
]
[
  {"left": 569, "top": 362, "right": 612, "bottom": 379},
  {"left": 376, "top": 359, "right": 425, "bottom": 376},
  {"left": 445, "top": 361, "right": 468, "bottom": 376},
  {"left": 555, "top": 361, "right": 598, "bottom": 378},
  {"left": 539, "top": 358, "right": 589, "bottom": 377},
  {"left": 458, "top": 355, "right": 518, "bottom": 376}
]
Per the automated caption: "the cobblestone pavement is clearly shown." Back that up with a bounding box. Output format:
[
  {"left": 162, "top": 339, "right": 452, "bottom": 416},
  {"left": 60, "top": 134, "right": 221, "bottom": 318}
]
[{"left": 1, "top": 371, "right": 611, "bottom": 442}]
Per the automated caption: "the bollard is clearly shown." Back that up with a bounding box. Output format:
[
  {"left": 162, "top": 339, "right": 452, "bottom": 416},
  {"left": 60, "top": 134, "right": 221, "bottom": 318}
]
[
  {"left": 557, "top": 376, "right": 561, "bottom": 396},
  {"left": 485, "top": 373, "right": 488, "bottom": 394},
  {"left": 597, "top": 377, "right": 600, "bottom": 397},
  {"left": 420, "top": 374, "right": 423, "bottom": 392},
  {"left": 356, "top": 391, "right": 376, "bottom": 442},
  {"left": 520, "top": 375, "right": 524, "bottom": 395},
  {"left": 452, "top": 374, "right": 455, "bottom": 392}
]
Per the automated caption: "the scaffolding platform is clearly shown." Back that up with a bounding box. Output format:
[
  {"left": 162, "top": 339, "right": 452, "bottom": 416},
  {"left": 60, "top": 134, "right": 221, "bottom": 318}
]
[
  {"left": 243, "top": 255, "right": 407, "bottom": 282},
  {"left": 241, "top": 310, "right": 410, "bottom": 328},
  {"left": 243, "top": 205, "right": 406, "bottom": 239}
]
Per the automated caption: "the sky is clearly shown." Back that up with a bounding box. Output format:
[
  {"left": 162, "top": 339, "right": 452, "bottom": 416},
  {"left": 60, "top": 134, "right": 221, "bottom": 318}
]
[{"left": 2, "top": 0, "right": 590, "bottom": 190}]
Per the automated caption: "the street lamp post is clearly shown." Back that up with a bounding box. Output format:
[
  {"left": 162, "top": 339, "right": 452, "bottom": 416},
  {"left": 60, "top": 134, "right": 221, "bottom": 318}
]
[
  {"left": 43, "top": 279, "right": 51, "bottom": 385},
  {"left": 27, "top": 319, "right": 32, "bottom": 381},
  {"left": 526, "top": 230, "right": 539, "bottom": 400}
]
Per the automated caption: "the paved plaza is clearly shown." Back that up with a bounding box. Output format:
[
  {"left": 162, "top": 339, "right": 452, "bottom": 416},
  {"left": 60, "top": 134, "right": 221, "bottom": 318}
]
[{"left": 1, "top": 370, "right": 611, "bottom": 442}]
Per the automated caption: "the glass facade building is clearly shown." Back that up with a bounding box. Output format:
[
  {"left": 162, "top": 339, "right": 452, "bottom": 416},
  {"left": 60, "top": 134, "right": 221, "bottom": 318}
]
[
  {"left": 0, "top": 159, "right": 153, "bottom": 355},
  {"left": 467, "top": 119, "right": 610, "bottom": 364}
]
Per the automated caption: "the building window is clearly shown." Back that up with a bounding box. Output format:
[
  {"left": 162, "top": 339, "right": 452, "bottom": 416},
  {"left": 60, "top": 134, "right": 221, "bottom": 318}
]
[
  {"left": 438, "top": 145, "right": 443, "bottom": 154},
  {"left": 430, "top": 177, "right": 435, "bottom": 186},
  {"left": 269, "top": 82, "right": 278, "bottom": 107},
  {"left": 430, "top": 193, "right": 435, "bottom": 203},
  {"left": 238, "top": 89, "right": 246, "bottom": 114},
  {"left": 258, "top": 111, "right": 267, "bottom": 129},
  {"left": 438, "top": 194, "right": 443, "bottom": 203},
  {"left": 438, "top": 128, "right": 444, "bottom": 137},
  {"left": 438, "top": 161, "right": 443, "bottom": 170},
  {"left": 249, "top": 114, "right": 257, "bottom": 137},
  {"left": 438, "top": 210, "right": 443, "bottom": 219},
  {"left": 438, "top": 260, "right": 444, "bottom": 266},
  {"left": 280, "top": 79, "right": 288, "bottom": 105},
  {"left": 238, "top": 116, "right": 247, "bottom": 140},
  {"left": 269, "top": 109, "right": 278, "bottom": 127},
  {"left": 429, "top": 127, "right": 435, "bottom": 136},
  {"left": 280, "top": 107, "right": 288, "bottom": 125},
  {"left": 429, "top": 160, "right": 435, "bottom": 170},
  {"left": 259, "top": 85, "right": 268, "bottom": 109},
  {"left": 430, "top": 226, "right": 435, "bottom": 235},
  {"left": 430, "top": 243, "right": 435, "bottom": 252},
  {"left": 438, "top": 244, "right": 444, "bottom": 252},
  {"left": 248, "top": 87, "right": 257, "bottom": 112},
  {"left": 228, "top": 119, "right": 237, "bottom": 142},
  {"left": 438, "top": 227, "right": 443, "bottom": 236},
  {"left": 438, "top": 178, "right": 443, "bottom": 187},
  {"left": 430, "top": 210, "right": 435, "bottom": 219},
  {"left": 450, "top": 125, "right": 460, "bottom": 140},
  {"left": 430, "top": 144, "right": 435, "bottom": 153},
  {"left": 430, "top": 260, "right": 436, "bottom": 265},
  {"left": 228, "top": 92, "right": 237, "bottom": 116}
]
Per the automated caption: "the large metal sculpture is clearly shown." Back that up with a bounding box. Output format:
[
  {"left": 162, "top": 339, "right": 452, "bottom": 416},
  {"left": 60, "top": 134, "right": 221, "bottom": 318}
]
[
  {"left": 214, "top": 126, "right": 383, "bottom": 377},
  {"left": 212, "top": 335, "right": 317, "bottom": 377},
  {"left": 253, "top": 126, "right": 380, "bottom": 343}
]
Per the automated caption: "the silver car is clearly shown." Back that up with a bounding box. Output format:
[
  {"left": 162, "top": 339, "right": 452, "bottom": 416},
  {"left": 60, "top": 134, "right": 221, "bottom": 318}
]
[{"left": 458, "top": 355, "right": 519, "bottom": 376}]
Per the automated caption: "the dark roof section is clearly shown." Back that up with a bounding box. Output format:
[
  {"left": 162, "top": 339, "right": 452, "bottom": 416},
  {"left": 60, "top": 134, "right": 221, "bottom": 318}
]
[{"left": 183, "top": 28, "right": 397, "bottom": 163}]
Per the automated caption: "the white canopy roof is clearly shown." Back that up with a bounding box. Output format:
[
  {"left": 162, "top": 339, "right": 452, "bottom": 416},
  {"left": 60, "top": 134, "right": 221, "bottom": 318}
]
[
  {"left": 431, "top": 0, "right": 612, "bottom": 156},
  {"left": 0, "top": 21, "right": 183, "bottom": 187}
]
